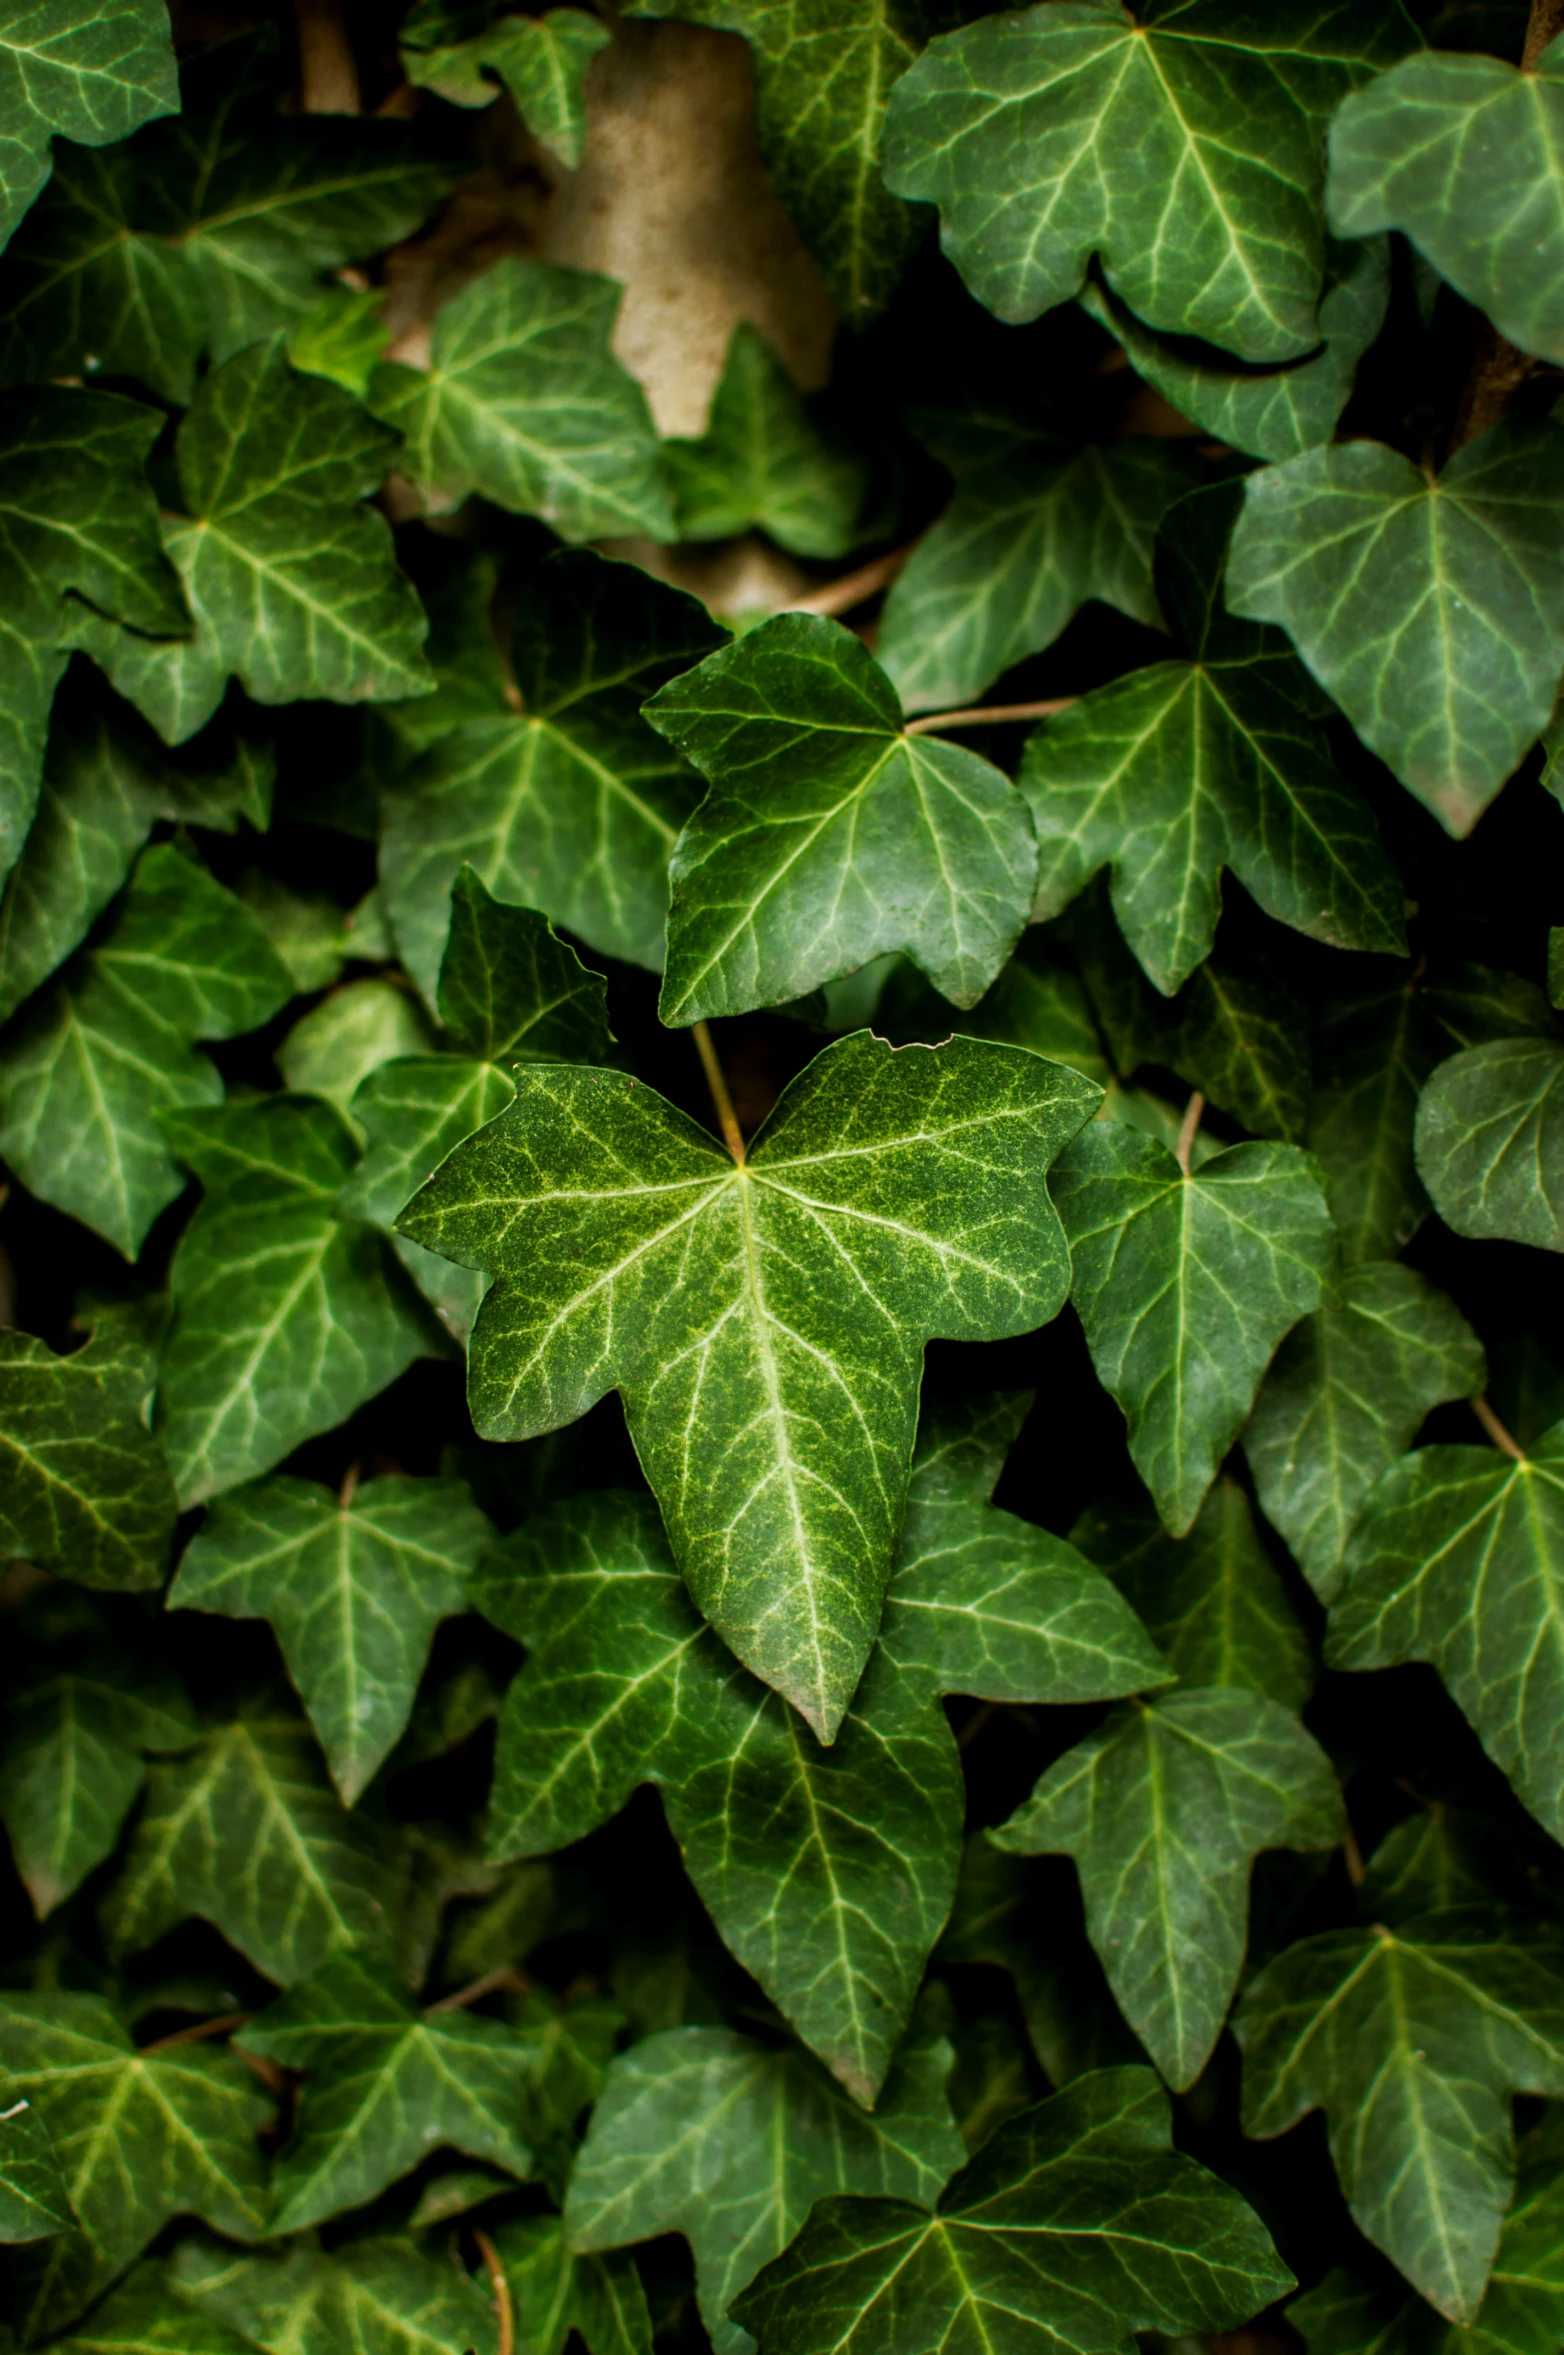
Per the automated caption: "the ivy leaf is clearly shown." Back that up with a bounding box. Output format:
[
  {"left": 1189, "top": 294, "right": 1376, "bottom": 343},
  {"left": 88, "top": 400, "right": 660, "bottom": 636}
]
[
  {"left": 878, "top": 3, "right": 1414, "bottom": 361},
  {"left": 40, "top": 2263, "right": 260, "bottom": 2355},
  {"left": 1236, "top": 1908, "right": 1564, "bottom": 2323},
  {"left": 168, "top": 1475, "right": 492, "bottom": 1805},
  {"left": 1326, "top": 1423, "right": 1564, "bottom": 1847},
  {"left": 401, "top": 4, "right": 611, "bottom": 166},
  {"left": 237, "top": 1949, "right": 536, "bottom": 2230},
  {"left": 474, "top": 1404, "right": 1162, "bottom": 2101},
  {"left": 875, "top": 417, "right": 1188, "bottom": 717},
  {"left": 0, "top": 0, "right": 176, "bottom": 257},
  {"left": 1244, "top": 1262, "right": 1485, "bottom": 1601},
  {"left": 1306, "top": 971, "right": 1445, "bottom": 1265},
  {"left": 665, "top": 323, "right": 869, "bottom": 560},
  {"left": 1023, "top": 482, "right": 1405, "bottom": 996},
  {"left": 0, "top": 844, "right": 293, "bottom": 1256},
  {"left": 1079, "top": 235, "right": 1391, "bottom": 465},
  {"left": 1224, "top": 415, "right": 1564, "bottom": 834},
  {"left": 0, "top": 2094, "right": 71, "bottom": 2244},
  {"left": 368, "top": 259, "right": 671, "bottom": 543},
  {"left": 1328, "top": 41, "right": 1564, "bottom": 370},
  {"left": 1414, "top": 1038, "right": 1564, "bottom": 1254},
  {"left": 0, "top": 1994, "right": 270, "bottom": 2343},
  {"left": 278, "top": 978, "right": 434, "bottom": 1126},
  {"left": 0, "top": 384, "right": 186, "bottom": 879},
  {"left": 101, "top": 1696, "right": 394, "bottom": 1983},
  {"left": 490, "top": 2214, "right": 652, "bottom": 2355},
  {"left": 731, "top": 2066, "right": 1293, "bottom": 2355},
  {"left": 156, "top": 1095, "right": 436, "bottom": 1508},
  {"left": 402, "top": 1032, "right": 1099, "bottom": 1738},
  {"left": 1052, "top": 1118, "right": 1337, "bottom": 1537},
  {"left": 0, "top": 1328, "right": 175, "bottom": 1589},
  {"left": 68, "top": 340, "right": 433, "bottom": 747},
  {"left": 882, "top": 928, "right": 1111, "bottom": 1091},
  {"left": 173, "top": 2232, "right": 500, "bottom": 2355},
  {"left": 649, "top": 615, "right": 1039, "bottom": 1022},
  {"left": 380, "top": 551, "right": 725, "bottom": 988},
  {"left": 564, "top": 2024, "right": 964, "bottom": 2355}
]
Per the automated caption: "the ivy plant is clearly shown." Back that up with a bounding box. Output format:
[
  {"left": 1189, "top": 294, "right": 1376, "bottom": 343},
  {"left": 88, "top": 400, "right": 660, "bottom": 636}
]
[{"left": 4, "top": 5, "right": 1564, "bottom": 2355}]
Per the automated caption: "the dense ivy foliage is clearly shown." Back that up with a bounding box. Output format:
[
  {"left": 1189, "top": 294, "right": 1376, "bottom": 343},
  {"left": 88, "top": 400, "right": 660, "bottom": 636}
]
[{"left": 4, "top": 2, "right": 1564, "bottom": 2352}]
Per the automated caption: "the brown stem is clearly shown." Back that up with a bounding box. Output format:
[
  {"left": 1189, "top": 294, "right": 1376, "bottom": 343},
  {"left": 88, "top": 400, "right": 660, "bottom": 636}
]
[
  {"left": 474, "top": 2230, "right": 515, "bottom": 2355},
  {"left": 424, "top": 1967, "right": 531, "bottom": 2016},
  {"left": 1175, "top": 1090, "right": 1205, "bottom": 1177},
  {"left": 139, "top": 2011, "right": 251, "bottom": 2057},
  {"left": 294, "top": 0, "right": 361, "bottom": 114},
  {"left": 1340, "top": 1823, "right": 1365, "bottom": 1890},
  {"left": 1472, "top": 1394, "right": 1526, "bottom": 1460},
  {"left": 692, "top": 1022, "right": 746, "bottom": 1166},
  {"left": 904, "top": 696, "right": 1076, "bottom": 739},
  {"left": 786, "top": 545, "right": 914, "bottom": 620},
  {"left": 338, "top": 1461, "right": 360, "bottom": 1510},
  {"left": 1524, "top": 0, "right": 1564, "bottom": 68}
]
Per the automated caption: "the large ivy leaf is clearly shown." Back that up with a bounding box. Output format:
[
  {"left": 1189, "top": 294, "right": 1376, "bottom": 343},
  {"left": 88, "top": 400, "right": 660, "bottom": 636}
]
[
  {"left": 732, "top": 2066, "right": 1292, "bottom": 2355},
  {"left": 648, "top": 615, "right": 1039, "bottom": 1023},
  {"left": 237, "top": 1949, "right": 536, "bottom": 2230},
  {"left": 175, "top": 2235, "right": 500, "bottom": 2355},
  {"left": 1327, "top": 1422, "right": 1564, "bottom": 1846},
  {"left": 474, "top": 1402, "right": 1162, "bottom": 2101},
  {"left": 1224, "top": 415, "right": 1564, "bottom": 834},
  {"left": 565, "top": 2024, "right": 964, "bottom": 2355},
  {"left": 368, "top": 259, "right": 671, "bottom": 543},
  {"left": 401, "top": 3, "right": 610, "bottom": 166},
  {"left": 1415, "top": 1038, "right": 1564, "bottom": 1253},
  {"left": 0, "top": 1994, "right": 270, "bottom": 2343},
  {"left": 0, "top": 0, "right": 176, "bottom": 258},
  {"left": 169, "top": 1475, "right": 492, "bottom": 1805},
  {"left": 874, "top": 417, "right": 1190, "bottom": 718},
  {"left": 879, "top": 3, "right": 1414, "bottom": 361},
  {"left": 0, "top": 844, "right": 293, "bottom": 1256},
  {"left": 665, "top": 323, "right": 868, "bottom": 560},
  {"left": 101, "top": 1696, "right": 394, "bottom": 1983},
  {"left": 0, "top": 384, "right": 186, "bottom": 879},
  {"left": 380, "top": 551, "right": 724, "bottom": 988},
  {"left": 69, "top": 340, "right": 432, "bottom": 747},
  {"left": 1328, "top": 40, "right": 1564, "bottom": 369},
  {"left": 1024, "top": 482, "right": 1405, "bottom": 996},
  {"left": 1236, "top": 1908, "right": 1564, "bottom": 2323},
  {"left": 0, "top": 2091, "right": 70, "bottom": 2243},
  {"left": 402, "top": 1031, "right": 1100, "bottom": 1739},
  {"left": 0, "top": 1328, "right": 175, "bottom": 1589},
  {"left": 156, "top": 1095, "right": 436, "bottom": 1508},
  {"left": 1244, "top": 1262, "right": 1484, "bottom": 1601},
  {"left": 1051, "top": 1118, "right": 1336, "bottom": 1535}
]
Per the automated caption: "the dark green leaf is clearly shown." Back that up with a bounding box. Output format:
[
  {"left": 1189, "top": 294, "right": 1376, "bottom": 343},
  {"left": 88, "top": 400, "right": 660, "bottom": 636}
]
[
  {"left": 0, "top": 2092, "right": 71, "bottom": 2244},
  {"left": 0, "top": 1327, "right": 175, "bottom": 1589},
  {"left": 173, "top": 2232, "right": 501, "bottom": 2355},
  {"left": 0, "top": 0, "right": 176, "bottom": 257},
  {"left": 1415, "top": 1039, "right": 1564, "bottom": 1253},
  {"left": 490, "top": 2213, "right": 652, "bottom": 2355},
  {"left": 402, "top": 5, "right": 609, "bottom": 167},
  {"left": 665, "top": 323, "right": 868, "bottom": 559},
  {"left": 1306, "top": 972, "right": 1445, "bottom": 1265},
  {"left": 437, "top": 865, "right": 613, "bottom": 1063}
]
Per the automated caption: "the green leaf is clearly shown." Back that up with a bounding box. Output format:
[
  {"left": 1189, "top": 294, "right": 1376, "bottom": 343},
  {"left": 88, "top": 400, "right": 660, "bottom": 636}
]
[
  {"left": 0, "top": 844, "right": 293, "bottom": 1256},
  {"left": 881, "top": 928, "right": 1111, "bottom": 1091},
  {"left": 0, "top": 1327, "right": 175, "bottom": 1589},
  {"left": 1023, "top": 482, "right": 1405, "bottom": 995},
  {"left": 0, "top": 385, "right": 186, "bottom": 878},
  {"left": 1415, "top": 1039, "right": 1564, "bottom": 1253},
  {"left": 278, "top": 979, "right": 435, "bottom": 1126},
  {"left": 1326, "top": 1424, "right": 1564, "bottom": 1848},
  {"left": 402, "top": 1031, "right": 1099, "bottom": 1738},
  {"left": 41, "top": 2263, "right": 259, "bottom": 2355},
  {"left": 1306, "top": 971, "right": 1446, "bottom": 1265},
  {"left": 69, "top": 340, "right": 432, "bottom": 747},
  {"left": 731, "top": 2066, "right": 1292, "bottom": 2355},
  {"left": 649, "top": 615, "right": 1039, "bottom": 1022},
  {"left": 665, "top": 323, "right": 868, "bottom": 560},
  {"left": 0, "top": 0, "right": 176, "bottom": 257},
  {"left": 1224, "top": 415, "right": 1564, "bottom": 834},
  {"left": 101, "top": 1696, "right": 394, "bottom": 1983},
  {"left": 237, "top": 1948, "right": 536, "bottom": 2230},
  {"left": 490, "top": 2214, "right": 651, "bottom": 2355},
  {"left": 1079, "top": 235, "right": 1391, "bottom": 465},
  {"left": 875, "top": 417, "right": 1188, "bottom": 717},
  {"left": 1244, "top": 1262, "right": 1485, "bottom": 1601},
  {"left": 402, "top": 5, "right": 610, "bottom": 166},
  {"left": 367, "top": 258, "right": 671, "bottom": 543},
  {"left": 173, "top": 2232, "right": 501, "bottom": 2355},
  {"left": 1051, "top": 1118, "right": 1337, "bottom": 1536},
  {"left": 0, "top": 1993, "right": 270, "bottom": 2343},
  {"left": 287, "top": 286, "right": 390, "bottom": 399},
  {"left": 169, "top": 1475, "right": 491, "bottom": 1805},
  {"left": 156, "top": 1094, "right": 435, "bottom": 1508},
  {"left": 879, "top": 2, "right": 1414, "bottom": 361},
  {"left": 1328, "top": 41, "right": 1564, "bottom": 369},
  {"left": 0, "top": 2093, "right": 71, "bottom": 2244},
  {"left": 380, "top": 551, "right": 725, "bottom": 987},
  {"left": 994, "top": 1688, "right": 1342, "bottom": 2090},
  {"left": 1236, "top": 1908, "right": 1564, "bottom": 2323},
  {"left": 564, "top": 2024, "right": 965, "bottom": 2355},
  {"left": 474, "top": 1403, "right": 1162, "bottom": 2101}
]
